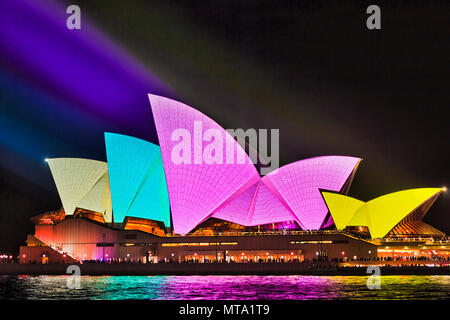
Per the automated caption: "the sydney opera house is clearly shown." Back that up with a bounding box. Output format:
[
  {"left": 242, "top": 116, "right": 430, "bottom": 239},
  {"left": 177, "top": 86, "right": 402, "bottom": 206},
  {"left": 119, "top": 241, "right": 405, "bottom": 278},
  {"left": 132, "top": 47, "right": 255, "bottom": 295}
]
[{"left": 19, "top": 95, "right": 449, "bottom": 265}]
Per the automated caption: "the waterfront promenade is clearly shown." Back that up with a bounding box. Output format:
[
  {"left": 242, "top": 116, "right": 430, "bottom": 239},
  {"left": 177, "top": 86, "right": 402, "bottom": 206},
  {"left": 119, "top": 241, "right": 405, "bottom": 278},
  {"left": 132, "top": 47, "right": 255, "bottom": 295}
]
[{"left": 1, "top": 262, "right": 450, "bottom": 276}]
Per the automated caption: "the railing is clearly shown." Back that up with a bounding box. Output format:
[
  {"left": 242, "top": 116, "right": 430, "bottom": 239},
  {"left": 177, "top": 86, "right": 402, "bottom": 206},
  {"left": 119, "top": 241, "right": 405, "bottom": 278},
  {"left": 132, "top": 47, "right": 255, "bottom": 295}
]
[
  {"left": 164, "top": 230, "right": 448, "bottom": 246},
  {"left": 377, "top": 237, "right": 450, "bottom": 244},
  {"left": 165, "top": 229, "right": 347, "bottom": 237},
  {"left": 33, "top": 235, "right": 81, "bottom": 262}
]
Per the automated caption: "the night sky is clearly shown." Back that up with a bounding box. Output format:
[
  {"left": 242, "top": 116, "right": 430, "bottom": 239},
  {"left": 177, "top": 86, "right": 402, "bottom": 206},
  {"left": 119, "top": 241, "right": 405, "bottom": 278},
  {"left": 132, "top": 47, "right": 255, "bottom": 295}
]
[{"left": 0, "top": 0, "right": 448, "bottom": 254}]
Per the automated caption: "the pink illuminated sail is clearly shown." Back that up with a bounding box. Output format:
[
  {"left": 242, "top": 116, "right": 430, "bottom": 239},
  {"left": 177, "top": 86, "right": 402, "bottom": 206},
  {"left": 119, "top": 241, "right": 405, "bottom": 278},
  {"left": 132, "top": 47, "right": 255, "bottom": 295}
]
[
  {"left": 212, "top": 180, "right": 296, "bottom": 226},
  {"left": 148, "top": 94, "right": 260, "bottom": 235},
  {"left": 249, "top": 182, "right": 296, "bottom": 226},
  {"left": 263, "top": 156, "right": 361, "bottom": 230},
  {"left": 211, "top": 183, "right": 258, "bottom": 226}
]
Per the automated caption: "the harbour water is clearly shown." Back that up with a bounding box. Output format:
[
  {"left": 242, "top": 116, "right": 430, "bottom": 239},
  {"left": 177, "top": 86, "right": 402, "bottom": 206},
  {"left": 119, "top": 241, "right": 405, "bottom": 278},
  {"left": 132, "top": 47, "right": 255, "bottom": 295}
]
[{"left": 1, "top": 275, "right": 449, "bottom": 300}]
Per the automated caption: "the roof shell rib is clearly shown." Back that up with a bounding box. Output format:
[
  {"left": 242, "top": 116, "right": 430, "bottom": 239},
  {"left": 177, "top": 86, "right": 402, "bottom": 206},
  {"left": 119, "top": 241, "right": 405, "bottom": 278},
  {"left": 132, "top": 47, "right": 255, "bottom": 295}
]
[
  {"left": 359, "top": 188, "right": 444, "bottom": 239},
  {"left": 320, "top": 192, "right": 365, "bottom": 230},
  {"left": 249, "top": 181, "right": 297, "bottom": 226},
  {"left": 321, "top": 188, "right": 444, "bottom": 239},
  {"left": 104, "top": 132, "right": 170, "bottom": 227},
  {"left": 211, "top": 182, "right": 258, "bottom": 226},
  {"left": 47, "top": 158, "right": 108, "bottom": 216},
  {"left": 262, "top": 156, "right": 361, "bottom": 230},
  {"left": 148, "top": 94, "right": 260, "bottom": 235},
  {"left": 77, "top": 171, "right": 113, "bottom": 223},
  {"left": 211, "top": 180, "right": 296, "bottom": 226}
]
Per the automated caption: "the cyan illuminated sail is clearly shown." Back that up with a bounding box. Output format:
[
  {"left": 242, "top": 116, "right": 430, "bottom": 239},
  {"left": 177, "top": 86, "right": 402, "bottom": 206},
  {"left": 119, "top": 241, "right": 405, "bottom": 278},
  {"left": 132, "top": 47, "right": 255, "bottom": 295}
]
[{"left": 105, "top": 132, "right": 170, "bottom": 227}]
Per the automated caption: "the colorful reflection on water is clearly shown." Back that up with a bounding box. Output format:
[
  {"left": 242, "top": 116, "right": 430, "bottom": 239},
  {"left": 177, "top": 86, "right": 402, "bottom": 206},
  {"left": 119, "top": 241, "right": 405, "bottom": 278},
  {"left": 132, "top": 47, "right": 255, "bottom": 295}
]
[{"left": 1, "top": 275, "right": 449, "bottom": 300}]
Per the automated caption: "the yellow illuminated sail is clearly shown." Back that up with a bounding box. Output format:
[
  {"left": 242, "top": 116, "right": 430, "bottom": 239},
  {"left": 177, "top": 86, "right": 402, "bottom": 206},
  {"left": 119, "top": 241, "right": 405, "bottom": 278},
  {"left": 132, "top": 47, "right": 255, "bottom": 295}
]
[
  {"left": 360, "top": 188, "right": 443, "bottom": 239},
  {"left": 321, "top": 192, "right": 365, "bottom": 230},
  {"left": 322, "top": 187, "right": 444, "bottom": 239}
]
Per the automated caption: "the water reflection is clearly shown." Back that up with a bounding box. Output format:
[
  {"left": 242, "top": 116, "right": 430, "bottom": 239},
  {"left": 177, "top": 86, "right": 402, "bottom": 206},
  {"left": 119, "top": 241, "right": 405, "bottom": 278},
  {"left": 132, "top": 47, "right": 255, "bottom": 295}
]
[{"left": 1, "top": 275, "right": 449, "bottom": 300}]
